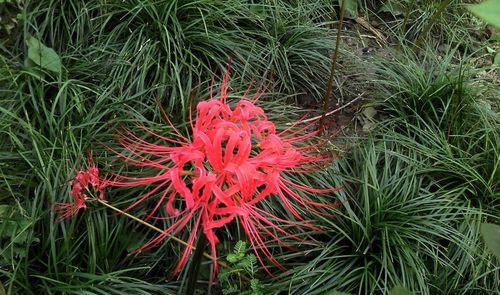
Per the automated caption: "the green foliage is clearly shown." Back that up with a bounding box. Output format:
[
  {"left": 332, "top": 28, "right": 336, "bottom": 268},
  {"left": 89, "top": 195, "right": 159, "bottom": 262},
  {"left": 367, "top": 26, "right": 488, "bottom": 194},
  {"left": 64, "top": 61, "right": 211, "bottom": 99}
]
[
  {"left": 389, "top": 286, "right": 413, "bottom": 295},
  {"left": 226, "top": 241, "right": 247, "bottom": 264},
  {"left": 375, "top": 0, "right": 483, "bottom": 48},
  {"left": 372, "top": 48, "right": 499, "bottom": 207},
  {"left": 0, "top": 0, "right": 498, "bottom": 294},
  {"left": 0, "top": 204, "right": 38, "bottom": 266},
  {"left": 286, "top": 141, "right": 490, "bottom": 294},
  {"left": 270, "top": 137, "right": 498, "bottom": 294},
  {"left": 264, "top": 44, "right": 499, "bottom": 294},
  {"left": 32, "top": 268, "right": 178, "bottom": 294},
  {"left": 19, "top": 0, "right": 335, "bottom": 114},
  {"left": 340, "top": 0, "right": 358, "bottom": 18},
  {"left": 26, "top": 36, "right": 62, "bottom": 74},
  {"left": 0, "top": 39, "right": 181, "bottom": 293},
  {"left": 219, "top": 241, "right": 265, "bottom": 295},
  {"left": 373, "top": 49, "right": 471, "bottom": 129},
  {"left": 468, "top": 0, "right": 500, "bottom": 28},
  {"left": 0, "top": 0, "right": 342, "bottom": 290},
  {"left": 481, "top": 223, "right": 500, "bottom": 259}
]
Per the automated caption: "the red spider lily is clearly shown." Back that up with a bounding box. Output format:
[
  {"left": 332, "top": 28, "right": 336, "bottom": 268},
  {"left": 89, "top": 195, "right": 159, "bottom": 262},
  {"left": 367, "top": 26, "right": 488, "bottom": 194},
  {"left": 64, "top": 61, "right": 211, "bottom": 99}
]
[
  {"left": 55, "top": 157, "right": 106, "bottom": 220},
  {"left": 105, "top": 73, "right": 340, "bottom": 276}
]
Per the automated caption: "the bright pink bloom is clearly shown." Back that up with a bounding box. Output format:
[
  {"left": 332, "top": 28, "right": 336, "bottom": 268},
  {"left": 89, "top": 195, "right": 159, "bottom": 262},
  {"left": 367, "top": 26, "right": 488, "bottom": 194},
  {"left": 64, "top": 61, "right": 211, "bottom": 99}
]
[
  {"left": 107, "top": 73, "right": 340, "bottom": 276},
  {"left": 55, "top": 157, "right": 106, "bottom": 220}
]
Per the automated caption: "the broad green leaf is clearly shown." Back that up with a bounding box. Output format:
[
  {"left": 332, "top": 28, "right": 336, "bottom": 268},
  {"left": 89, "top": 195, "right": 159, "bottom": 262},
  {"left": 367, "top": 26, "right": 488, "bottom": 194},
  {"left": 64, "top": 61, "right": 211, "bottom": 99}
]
[
  {"left": 341, "top": 0, "right": 358, "bottom": 18},
  {"left": 494, "top": 53, "right": 500, "bottom": 66},
  {"left": 23, "top": 57, "right": 45, "bottom": 79},
  {"left": 389, "top": 286, "right": 413, "bottom": 295},
  {"left": 26, "top": 36, "right": 62, "bottom": 73},
  {"left": 468, "top": 0, "right": 500, "bottom": 28},
  {"left": 481, "top": 223, "right": 500, "bottom": 259}
]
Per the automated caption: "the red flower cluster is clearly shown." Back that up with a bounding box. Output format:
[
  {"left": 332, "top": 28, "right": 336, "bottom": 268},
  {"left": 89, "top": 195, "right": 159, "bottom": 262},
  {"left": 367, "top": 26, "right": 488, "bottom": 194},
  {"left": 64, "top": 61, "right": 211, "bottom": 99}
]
[
  {"left": 55, "top": 157, "right": 106, "bottom": 220},
  {"left": 106, "top": 75, "right": 338, "bottom": 275},
  {"left": 55, "top": 73, "right": 339, "bottom": 277}
]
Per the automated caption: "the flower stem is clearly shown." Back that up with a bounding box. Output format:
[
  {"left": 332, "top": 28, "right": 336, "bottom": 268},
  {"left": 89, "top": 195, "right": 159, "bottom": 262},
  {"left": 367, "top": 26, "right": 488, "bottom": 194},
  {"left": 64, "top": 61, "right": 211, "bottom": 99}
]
[
  {"left": 185, "top": 233, "right": 207, "bottom": 295},
  {"left": 95, "top": 199, "right": 210, "bottom": 259},
  {"left": 318, "top": 0, "right": 345, "bottom": 134}
]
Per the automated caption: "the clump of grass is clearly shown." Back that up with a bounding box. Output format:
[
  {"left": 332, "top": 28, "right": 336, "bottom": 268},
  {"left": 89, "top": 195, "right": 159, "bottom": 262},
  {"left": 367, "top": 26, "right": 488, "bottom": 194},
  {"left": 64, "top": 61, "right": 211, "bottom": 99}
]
[
  {"left": 2, "top": 1, "right": 498, "bottom": 294},
  {"left": 0, "top": 40, "right": 327, "bottom": 293},
  {"left": 372, "top": 47, "right": 499, "bottom": 208},
  {"left": 0, "top": 46, "right": 183, "bottom": 292},
  {"left": 429, "top": 211, "right": 499, "bottom": 294},
  {"left": 368, "top": 0, "right": 484, "bottom": 49},
  {"left": 261, "top": 44, "right": 499, "bottom": 294},
  {"left": 372, "top": 47, "right": 473, "bottom": 129},
  {"left": 269, "top": 139, "right": 494, "bottom": 294},
  {"left": 21, "top": 0, "right": 335, "bottom": 115}
]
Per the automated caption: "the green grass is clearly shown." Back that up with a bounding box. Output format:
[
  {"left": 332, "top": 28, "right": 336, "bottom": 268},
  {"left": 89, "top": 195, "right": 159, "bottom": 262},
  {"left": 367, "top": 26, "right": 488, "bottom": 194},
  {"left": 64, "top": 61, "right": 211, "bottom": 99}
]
[
  {"left": 372, "top": 47, "right": 499, "bottom": 208},
  {"left": 18, "top": 0, "right": 336, "bottom": 114},
  {"left": 361, "top": 0, "right": 485, "bottom": 50},
  {"left": 255, "top": 46, "right": 499, "bottom": 295},
  {"left": 1, "top": 0, "right": 499, "bottom": 294},
  {"left": 267, "top": 138, "right": 497, "bottom": 294}
]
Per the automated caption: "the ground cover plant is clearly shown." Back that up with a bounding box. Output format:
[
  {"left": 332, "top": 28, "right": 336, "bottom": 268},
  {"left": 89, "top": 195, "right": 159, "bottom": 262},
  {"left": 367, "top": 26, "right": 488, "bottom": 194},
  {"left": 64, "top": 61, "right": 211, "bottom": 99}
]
[{"left": 0, "top": 0, "right": 498, "bottom": 294}]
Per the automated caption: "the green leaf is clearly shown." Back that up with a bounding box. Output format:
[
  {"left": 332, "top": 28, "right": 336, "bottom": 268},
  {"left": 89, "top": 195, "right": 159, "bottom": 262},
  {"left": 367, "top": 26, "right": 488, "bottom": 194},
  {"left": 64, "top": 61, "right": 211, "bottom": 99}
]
[
  {"left": 380, "top": 1, "right": 404, "bottom": 16},
  {"left": 218, "top": 270, "right": 229, "bottom": 281},
  {"left": 468, "top": 0, "right": 500, "bottom": 28},
  {"left": 341, "top": 0, "right": 358, "bottom": 18},
  {"left": 234, "top": 240, "right": 247, "bottom": 255},
  {"left": 0, "top": 205, "right": 35, "bottom": 255},
  {"left": 250, "top": 278, "right": 263, "bottom": 295},
  {"left": 389, "top": 286, "right": 413, "bottom": 295},
  {"left": 227, "top": 253, "right": 240, "bottom": 263},
  {"left": 481, "top": 223, "right": 500, "bottom": 259},
  {"left": 494, "top": 53, "right": 500, "bottom": 66},
  {"left": 26, "top": 36, "right": 62, "bottom": 73},
  {"left": 12, "top": 246, "right": 27, "bottom": 258}
]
